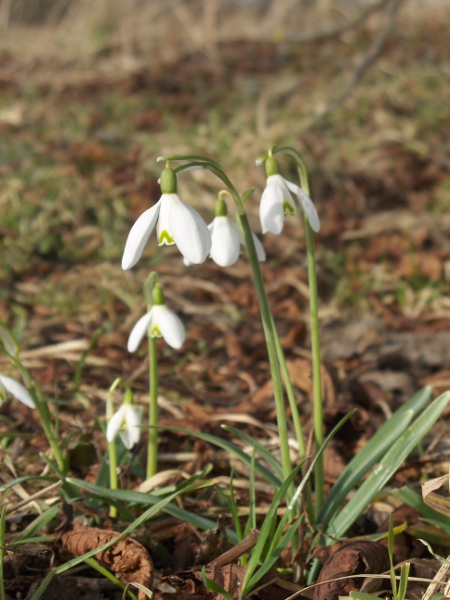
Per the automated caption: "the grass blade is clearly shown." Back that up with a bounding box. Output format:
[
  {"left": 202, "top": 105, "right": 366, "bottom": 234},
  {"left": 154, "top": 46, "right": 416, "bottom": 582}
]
[
  {"left": 68, "top": 477, "right": 238, "bottom": 543},
  {"left": 329, "top": 390, "right": 450, "bottom": 538},
  {"left": 157, "top": 425, "right": 281, "bottom": 487},
  {"left": 240, "top": 464, "right": 303, "bottom": 598},
  {"left": 222, "top": 425, "right": 284, "bottom": 479},
  {"left": 317, "top": 386, "right": 432, "bottom": 528}
]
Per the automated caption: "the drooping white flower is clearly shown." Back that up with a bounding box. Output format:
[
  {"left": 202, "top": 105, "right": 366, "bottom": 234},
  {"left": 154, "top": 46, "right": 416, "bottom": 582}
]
[
  {"left": 106, "top": 403, "right": 141, "bottom": 449},
  {"left": 128, "top": 284, "right": 186, "bottom": 352},
  {"left": 208, "top": 215, "right": 242, "bottom": 267},
  {"left": 0, "top": 374, "right": 35, "bottom": 409},
  {"left": 260, "top": 173, "right": 320, "bottom": 235},
  {"left": 122, "top": 165, "right": 211, "bottom": 269},
  {"left": 199, "top": 196, "right": 266, "bottom": 267}
]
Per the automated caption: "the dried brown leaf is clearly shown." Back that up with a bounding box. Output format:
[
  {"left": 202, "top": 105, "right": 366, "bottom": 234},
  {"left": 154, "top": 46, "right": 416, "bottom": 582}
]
[
  {"left": 61, "top": 523, "right": 153, "bottom": 600},
  {"left": 422, "top": 472, "right": 450, "bottom": 517},
  {"left": 313, "top": 541, "right": 390, "bottom": 600}
]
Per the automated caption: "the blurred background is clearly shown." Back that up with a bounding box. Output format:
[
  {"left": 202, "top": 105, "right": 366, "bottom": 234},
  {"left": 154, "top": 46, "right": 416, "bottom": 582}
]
[{"left": 0, "top": 0, "right": 449, "bottom": 407}]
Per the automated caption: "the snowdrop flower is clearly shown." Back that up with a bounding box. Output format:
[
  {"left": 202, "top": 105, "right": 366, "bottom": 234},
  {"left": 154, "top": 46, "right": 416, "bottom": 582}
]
[
  {"left": 122, "top": 164, "right": 211, "bottom": 269},
  {"left": 206, "top": 197, "right": 266, "bottom": 267},
  {"left": 128, "top": 284, "right": 185, "bottom": 352},
  {"left": 106, "top": 394, "right": 141, "bottom": 450},
  {"left": 0, "top": 374, "right": 35, "bottom": 409},
  {"left": 260, "top": 156, "right": 320, "bottom": 235}
]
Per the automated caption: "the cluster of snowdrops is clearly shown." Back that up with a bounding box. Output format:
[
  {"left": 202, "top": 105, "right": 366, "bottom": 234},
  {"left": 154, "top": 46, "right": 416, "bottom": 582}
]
[{"left": 0, "top": 147, "right": 321, "bottom": 492}]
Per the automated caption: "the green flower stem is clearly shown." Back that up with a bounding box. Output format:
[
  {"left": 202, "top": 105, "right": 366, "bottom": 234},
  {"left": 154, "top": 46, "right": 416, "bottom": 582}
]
[
  {"left": 36, "top": 391, "right": 66, "bottom": 474},
  {"left": 238, "top": 212, "right": 293, "bottom": 487},
  {"left": 275, "top": 146, "right": 324, "bottom": 513},
  {"left": 106, "top": 387, "right": 118, "bottom": 519},
  {"left": 304, "top": 218, "right": 324, "bottom": 512},
  {"left": 143, "top": 272, "right": 159, "bottom": 480},
  {"left": 271, "top": 316, "right": 307, "bottom": 462},
  {"left": 147, "top": 335, "right": 158, "bottom": 479}
]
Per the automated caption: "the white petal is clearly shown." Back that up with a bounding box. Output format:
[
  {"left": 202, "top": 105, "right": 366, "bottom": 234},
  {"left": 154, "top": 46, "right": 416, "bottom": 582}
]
[
  {"left": 260, "top": 183, "right": 285, "bottom": 234},
  {"left": 106, "top": 404, "right": 126, "bottom": 442},
  {"left": 209, "top": 216, "right": 241, "bottom": 267},
  {"left": 120, "top": 406, "right": 141, "bottom": 449},
  {"left": 127, "top": 311, "right": 154, "bottom": 353},
  {"left": 152, "top": 305, "right": 185, "bottom": 349},
  {"left": 297, "top": 189, "right": 321, "bottom": 233},
  {"left": 0, "top": 374, "right": 35, "bottom": 409},
  {"left": 252, "top": 234, "right": 266, "bottom": 262},
  {"left": 271, "top": 175, "right": 296, "bottom": 212},
  {"left": 167, "top": 195, "right": 212, "bottom": 264},
  {"left": 283, "top": 178, "right": 303, "bottom": 197},
  {"left": 156, "top": 194, "right": 175, "bottom": 245},
  {"left": 122, "top": 201, "right": 161, "bottom": 269}
]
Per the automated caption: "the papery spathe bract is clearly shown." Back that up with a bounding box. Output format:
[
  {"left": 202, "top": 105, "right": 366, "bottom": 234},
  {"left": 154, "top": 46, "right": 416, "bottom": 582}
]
[
  {"left": 128, "top": 304, "right": 186, "bottom": 352},
  {"left": 0, "top": 374, "right": 35, "bottom": 409},
  {"left": 106, "top": 403, "right": 141, "bottom": 449},
  {"left": 260, "top": 174, "right": 320, "bottom": 235}
]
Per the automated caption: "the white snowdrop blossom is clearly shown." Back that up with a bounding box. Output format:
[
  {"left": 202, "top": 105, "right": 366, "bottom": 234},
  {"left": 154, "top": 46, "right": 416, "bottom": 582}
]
[
  {"left": 208, "top": 216, "right": 241, "bottom": 267},
  {"left": 128, "top": 304, "right": 186, "bottom": 352},
  {"left": 0, "top": 374, "right": 35, "bottom": 409},
  {"left": 207, "top": 215, "right": 266, "bottom": 267},
  {"left": 260, "top": 173, "right": 320, "bottom": 235},
  {"left": 122, "top": 165, "right": 211, "bottom": 269},
  {"left": 184, "top": 196, "right": 265, "bottom": 268},
  {"left": 106, "top": 403, "right": 141, "bottom": 449}
]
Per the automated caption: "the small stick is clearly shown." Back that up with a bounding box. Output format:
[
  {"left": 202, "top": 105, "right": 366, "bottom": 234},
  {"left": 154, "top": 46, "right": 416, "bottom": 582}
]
[
  {"left": 422, "top": 555, "right": 450, "bottom": 600},
  {"left": 210, "top": 529, "right": 260, "bottom": 568},
  {"left": 6, "top": 480, "right": 62, "bottom": 515}
]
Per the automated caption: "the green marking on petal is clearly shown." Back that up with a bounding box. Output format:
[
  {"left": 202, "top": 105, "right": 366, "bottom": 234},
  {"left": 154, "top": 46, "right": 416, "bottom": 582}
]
[
  {"left": 158, "top": 230, "right": 174, "bottom": 245},
  {"left": 283, "top": 201, "right": 295, "bottom": 215},
  {"left": 150, "top": 325, "right": 162, "bottom": 338}
]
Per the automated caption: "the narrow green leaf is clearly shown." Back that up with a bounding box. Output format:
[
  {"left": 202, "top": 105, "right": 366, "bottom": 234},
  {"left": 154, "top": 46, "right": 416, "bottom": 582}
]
[
  {"left": 240, "top": 464, "right": 303, "bottom": 597},
  {"left": 350, "top": 593, "right": 381, "bottom": 599},
  {"left": 0, "top": 323, "right": 19, "bottom": 356},
  {"left": 397, "top": 563, "right": 410, "bottom": 600},
  {"left": 201, "top": 566, "right": 234, "bottom": 600},
  {"left": 84, "top": 557, "right": 125, "bottom": 590},
  {"left": 30, "top": 572, "right": 54, "bottom": 600},
  {"left": 245, "top": 448, "right": 257, "bottom": 536},
  {"left": 67, "top": 477, "right": 238, "bottom": 543},
  {"left": 0, "top": 475, "right": 59, "bottom": 492},
  {"left": 15, "top": 506, "right": 60, "bottom": 541},
  {"left": 246, "top": 519, "right": 298, "bottom": 591},
  {"left": 392, "top": 487, "right": 450, "bottom": 534},
  {"left": 388, "top": 517, "right": 397, "bottom": 598},
  {"left": 157, "top": 424, "right": 281, "bottom": 487},
  {"left": 7, "top": 536, "right": 54, "bottom": 547},
  {"left": 222, "top": 425, "right": 283, "bottom": 479},
  {"left": 318, "top": 387, "right": 432, "bottom": 528},
  {"left": 229, "top": 469, "right": 244, "bottom": 542},
  {"left": 329, "top": 391, "right": 450, "bottom": 539}
]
